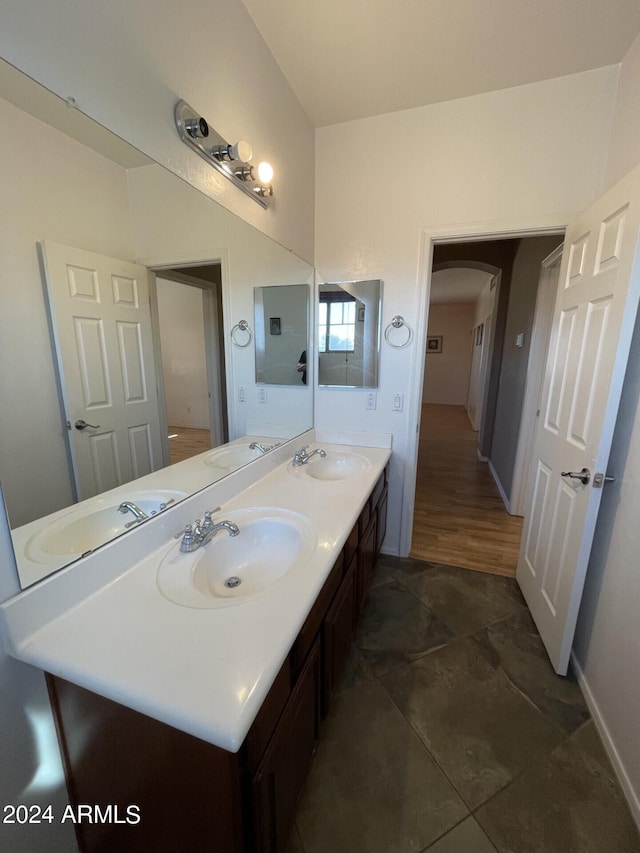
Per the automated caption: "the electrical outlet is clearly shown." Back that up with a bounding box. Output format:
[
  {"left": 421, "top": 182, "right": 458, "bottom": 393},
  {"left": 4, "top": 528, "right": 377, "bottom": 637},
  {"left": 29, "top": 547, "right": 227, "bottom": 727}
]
[
  {"left": 258, "top": 388, "right": 268, "bottom": 404},
  {"left": 365, "top": 392, "right": 377, "bottom": 410}
]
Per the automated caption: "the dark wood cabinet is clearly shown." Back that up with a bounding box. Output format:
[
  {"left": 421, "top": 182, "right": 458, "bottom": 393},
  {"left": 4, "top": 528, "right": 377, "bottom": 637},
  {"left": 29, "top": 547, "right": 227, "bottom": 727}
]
[
  {"left": 252, "top": 639, "right": 321, "bottom": 853},
  {"left": 376, "top": 484, "right": 388, "bottom": 556},
  {"left": 49, "top": 465, "right": 389, "bottom": 853},
  {"left": 322, "top": 555, "right": 357, "bottom": 716},
  {"left": 357, "top": 512, "right": 377, "bottom": 617}
]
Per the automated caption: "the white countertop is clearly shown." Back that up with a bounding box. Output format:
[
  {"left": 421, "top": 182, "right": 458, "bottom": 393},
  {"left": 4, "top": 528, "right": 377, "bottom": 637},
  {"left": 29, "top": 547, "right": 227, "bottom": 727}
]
[{"left": 0, "top": 440, "right": 390, "bottom": 752}]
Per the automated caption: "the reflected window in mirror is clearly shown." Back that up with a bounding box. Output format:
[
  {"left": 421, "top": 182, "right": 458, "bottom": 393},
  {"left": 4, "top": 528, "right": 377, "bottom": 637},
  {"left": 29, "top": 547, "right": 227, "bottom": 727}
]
[
  {"left": 318, "top": 280, "right": 382, "bottom": 388},
  {"left": 254, "top": 284, "right": 310, "bottom": 386}
]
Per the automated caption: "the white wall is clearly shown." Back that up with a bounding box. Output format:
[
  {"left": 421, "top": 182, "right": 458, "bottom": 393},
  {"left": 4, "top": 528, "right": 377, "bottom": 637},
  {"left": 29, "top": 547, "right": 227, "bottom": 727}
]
[
  {"left": 0, "top": 0, "right": 315, "bottom": 261},
  {"left": 422, "top": 304, "right": 475, "bottom": 405},
  {"left": 315, "top": 67, "right": 618, "bottom": 558},
  {"left": 156, "top": 279, "right": 210, "bottom": 430},
  {"left": 0, "top": 97, "right": 134, "bottom": 527},
  {"left": 257, "top": 285, "right": 308, "bottom": 386}
]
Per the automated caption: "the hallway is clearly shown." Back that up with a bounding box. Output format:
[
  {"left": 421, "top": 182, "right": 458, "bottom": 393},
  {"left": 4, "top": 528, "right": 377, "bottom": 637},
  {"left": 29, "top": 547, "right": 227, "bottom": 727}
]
[{"left": 411, "top": 404, "right": 523, "bottom": 577}]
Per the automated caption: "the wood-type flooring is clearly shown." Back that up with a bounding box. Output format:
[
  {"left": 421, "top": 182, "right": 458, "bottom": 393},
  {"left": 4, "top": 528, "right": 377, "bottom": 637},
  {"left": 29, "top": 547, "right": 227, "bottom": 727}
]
[
  {"left": 411, "top": 404, "right": 523, "bottom": 578},
  {"left": 167, "top": 426, "right": 211, "bottom": 465}
]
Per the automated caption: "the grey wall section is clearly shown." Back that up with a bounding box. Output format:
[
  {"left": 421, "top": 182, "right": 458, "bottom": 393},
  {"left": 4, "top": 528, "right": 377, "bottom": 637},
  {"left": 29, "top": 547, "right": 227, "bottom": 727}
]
[
  {"left": 489, "top": 236, "right": 562, "bottom": 502},
  {"left": 0, "top": 489, "right": 78, "bottom": 853}
]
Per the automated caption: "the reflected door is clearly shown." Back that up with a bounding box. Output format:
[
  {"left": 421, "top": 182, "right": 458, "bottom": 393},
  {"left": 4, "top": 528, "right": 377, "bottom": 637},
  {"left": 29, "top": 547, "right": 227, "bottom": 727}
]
[
  {"left": 41, "top": 241, "right": 164, "bottom": 500},
  {"left": 516, "top": 164, "right": 640, "bottom": 674}
]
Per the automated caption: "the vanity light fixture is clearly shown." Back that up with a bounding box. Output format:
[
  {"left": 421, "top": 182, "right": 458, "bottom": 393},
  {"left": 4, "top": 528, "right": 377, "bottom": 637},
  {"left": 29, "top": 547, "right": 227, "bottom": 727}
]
[{"left": 175, "top": 99, "right": 274, "bottom": 208}]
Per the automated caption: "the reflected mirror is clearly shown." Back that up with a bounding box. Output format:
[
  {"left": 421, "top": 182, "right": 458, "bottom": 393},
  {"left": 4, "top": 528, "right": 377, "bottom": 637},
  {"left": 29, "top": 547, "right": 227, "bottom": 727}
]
[
  {"left": 0, "top": 59, "right": 313, "bottom": 588},
  {"left": 318, "top": 280, "right": 382, "bottom": 388},
  {"left": 255, "top": 284, "right": 310, "bottom": 386}
]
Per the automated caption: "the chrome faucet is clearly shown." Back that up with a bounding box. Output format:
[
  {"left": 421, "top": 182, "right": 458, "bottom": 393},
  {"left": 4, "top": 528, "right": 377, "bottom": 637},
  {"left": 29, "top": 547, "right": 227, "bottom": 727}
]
[
  {"left": 118, "top": 501, "right": 149, "bottom": 526},
  {"left": 249, "top": 441, "right": 280, "bottom": 453},
  {"left": 175, "top": 508, "right": 240, "bottom": 553},
  {"left": 292, "top": 445, "right": 327, "bottom": 467}
]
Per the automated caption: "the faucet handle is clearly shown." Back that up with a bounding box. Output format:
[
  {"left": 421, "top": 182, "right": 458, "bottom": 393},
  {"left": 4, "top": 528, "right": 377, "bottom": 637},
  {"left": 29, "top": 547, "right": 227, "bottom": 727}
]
[{"left": 174, "top": 523, "right": 193, "bottom": 540}]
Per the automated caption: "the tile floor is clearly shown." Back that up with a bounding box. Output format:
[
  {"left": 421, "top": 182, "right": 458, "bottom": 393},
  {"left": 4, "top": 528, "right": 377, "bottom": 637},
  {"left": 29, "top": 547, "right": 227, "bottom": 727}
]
[{"left": 286, "top": 555, "right": 640, "bottom": 853}]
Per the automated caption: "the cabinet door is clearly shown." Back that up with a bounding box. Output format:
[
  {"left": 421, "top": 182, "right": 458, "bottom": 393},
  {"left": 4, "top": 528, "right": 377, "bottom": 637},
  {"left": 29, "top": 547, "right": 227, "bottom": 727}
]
[
  {"left": 322, "top": 558, "right": 357, "bottom": 717},
  {"left": 357, "top": 514, "right": 377, "bottom": 617},
  {"left": 253, "top": 639, "right": 321, "bottom": 853}
]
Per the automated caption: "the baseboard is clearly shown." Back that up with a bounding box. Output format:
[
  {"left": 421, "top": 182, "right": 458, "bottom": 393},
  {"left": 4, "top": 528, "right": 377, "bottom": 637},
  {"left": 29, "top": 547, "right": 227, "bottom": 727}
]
[
  {"left": 380, "top": 545, "right": 401, "bottom": 558},
  {"left": 465, "top": 408, "right": 479, "bottom": 432},
  {"left": 488, "top": 459, "right": 511, "bottom": 512},
  {"left": 571, "top": 652, "right": 640, "bottom": 831}
]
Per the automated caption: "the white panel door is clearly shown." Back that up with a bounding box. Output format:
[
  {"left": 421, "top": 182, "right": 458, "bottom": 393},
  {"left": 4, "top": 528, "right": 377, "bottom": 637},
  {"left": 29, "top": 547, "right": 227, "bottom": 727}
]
[
  {"left": 517, "top": 165, "right": 640, "bottom": 674},
  {"left": 40, "top": 241, "right": 164, "bottom": 500}
]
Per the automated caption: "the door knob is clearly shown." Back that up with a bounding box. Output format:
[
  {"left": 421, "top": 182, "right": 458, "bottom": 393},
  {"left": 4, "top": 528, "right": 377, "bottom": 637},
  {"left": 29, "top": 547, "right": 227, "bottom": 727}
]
[
  {"left": 560, "top": 467, "right": 591, "bottom": 485},
  {"left": 74, "top": 419, "right": 101, "bottom": 431}
]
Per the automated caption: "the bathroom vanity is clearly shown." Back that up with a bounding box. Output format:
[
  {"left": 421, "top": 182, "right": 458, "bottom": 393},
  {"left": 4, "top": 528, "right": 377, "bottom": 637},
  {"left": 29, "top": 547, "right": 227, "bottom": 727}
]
[{"left": 0, "top": 437, "right": 390, "bottom": 853}]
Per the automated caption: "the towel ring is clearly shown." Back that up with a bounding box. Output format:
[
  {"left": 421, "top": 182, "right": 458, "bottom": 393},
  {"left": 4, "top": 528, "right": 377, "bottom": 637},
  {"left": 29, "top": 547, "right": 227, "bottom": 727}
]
[
  {"left": 384, "top": 315, "right": 413, "bottom": 348},
  {"left": 231, "top": 320, "right": 252, "bottom": 347}
]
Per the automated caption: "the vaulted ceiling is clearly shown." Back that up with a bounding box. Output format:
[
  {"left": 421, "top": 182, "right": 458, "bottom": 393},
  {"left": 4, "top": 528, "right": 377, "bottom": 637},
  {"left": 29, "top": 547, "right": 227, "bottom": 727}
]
[{"left": 241, "top": 0, "right": 640, "bottom": 126}]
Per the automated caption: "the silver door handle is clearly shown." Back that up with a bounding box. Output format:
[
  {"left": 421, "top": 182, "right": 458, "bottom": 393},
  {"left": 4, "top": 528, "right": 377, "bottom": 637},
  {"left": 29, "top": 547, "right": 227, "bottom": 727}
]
[
  {"left": 561, "top": 467, "right": 591, "bottom": 485},
  {"left": 74, "top": 419, "right": 101, "bottom": 431}
]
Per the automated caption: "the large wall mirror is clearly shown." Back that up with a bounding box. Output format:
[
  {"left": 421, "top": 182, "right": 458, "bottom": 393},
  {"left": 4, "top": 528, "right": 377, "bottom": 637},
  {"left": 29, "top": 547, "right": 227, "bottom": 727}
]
[
  {"left": 0, "top": 59, "right": 313, "bottom": 588},
  {"left": 255, "top": 285, "right": 310, "bottom": 386},
  {"left": 318, "top": 280, "right": 382, "bottom": 388}
]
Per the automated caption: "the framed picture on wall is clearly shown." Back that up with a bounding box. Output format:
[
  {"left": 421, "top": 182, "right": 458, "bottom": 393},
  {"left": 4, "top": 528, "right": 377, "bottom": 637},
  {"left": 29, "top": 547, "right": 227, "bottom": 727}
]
[
  {"left": 427, "top": 335, "right": 443, "bottom": 353},
  {"left": 270, "top": 317, "right": 281, "bottom": 335}
]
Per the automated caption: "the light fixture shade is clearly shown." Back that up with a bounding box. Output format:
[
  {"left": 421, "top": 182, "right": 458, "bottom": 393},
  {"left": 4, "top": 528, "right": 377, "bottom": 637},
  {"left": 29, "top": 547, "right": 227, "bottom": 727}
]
[
  {"left": 232, "top": 140, "right": 253, "bottom": 162},
  {"left": 209, "top": 139, "right": 253, "bottom": 162},
  {"left": 257, "top": 161, "right": 274, "bottom": 184}
]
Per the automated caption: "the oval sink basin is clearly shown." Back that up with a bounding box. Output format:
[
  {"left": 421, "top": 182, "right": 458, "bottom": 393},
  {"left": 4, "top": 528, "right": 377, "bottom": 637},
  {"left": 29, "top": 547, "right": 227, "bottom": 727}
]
[
  {"left": 157, "top": 507, "right": 317, "bottom": 609},
  {"left": 203, "top": 443, "right": 263, "bottom": 470},
  {"left": 290, "top": 451, "right": 370, "bottom": 481},
  {"left": 24, "top": 490, "right": 187, "bottom": 563}
]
